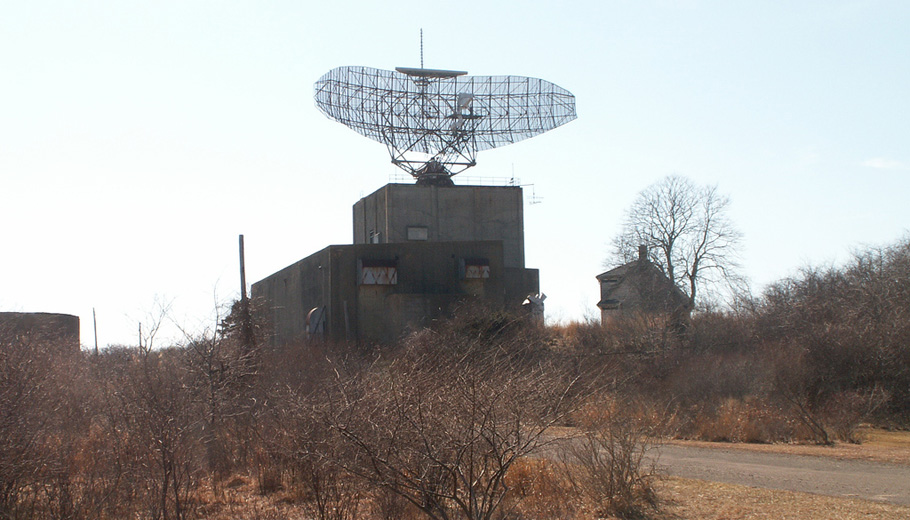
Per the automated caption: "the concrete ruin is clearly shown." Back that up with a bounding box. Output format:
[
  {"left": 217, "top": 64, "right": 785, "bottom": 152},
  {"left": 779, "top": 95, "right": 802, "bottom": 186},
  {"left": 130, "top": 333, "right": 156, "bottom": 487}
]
[{"left": 0, "top": 311, "right": 80, "bottom": 353}]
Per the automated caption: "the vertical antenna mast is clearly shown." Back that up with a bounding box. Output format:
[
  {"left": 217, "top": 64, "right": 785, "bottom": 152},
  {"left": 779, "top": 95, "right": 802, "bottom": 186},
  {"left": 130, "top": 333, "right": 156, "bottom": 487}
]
[{"left": 420, "top": 28, "right": 424, "bottom": 69}]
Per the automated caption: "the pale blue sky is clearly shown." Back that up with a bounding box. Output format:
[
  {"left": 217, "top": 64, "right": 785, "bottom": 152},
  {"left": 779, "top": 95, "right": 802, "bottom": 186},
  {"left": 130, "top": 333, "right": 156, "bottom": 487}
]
[{"left": 2, "top": 1, "right": 908, "bottom": 347}]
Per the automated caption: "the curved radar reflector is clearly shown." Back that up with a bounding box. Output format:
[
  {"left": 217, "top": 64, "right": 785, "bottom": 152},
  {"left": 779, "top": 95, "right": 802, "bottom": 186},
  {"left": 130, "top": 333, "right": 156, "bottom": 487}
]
[{"left": 314, "top": 65, "right": 576, "bottom": 181}]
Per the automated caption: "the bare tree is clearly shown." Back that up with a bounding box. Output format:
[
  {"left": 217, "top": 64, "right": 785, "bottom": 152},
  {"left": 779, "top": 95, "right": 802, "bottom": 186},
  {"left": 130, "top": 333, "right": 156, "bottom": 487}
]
[
  {"left": 612, "top": 175, "right": 743, "bottom": 308},
  {"left": 176, "top": 299, "right": 261, "bottom": 480},
  {"left": 559, "top": 397, "right": 660, "bottom": 519},
  {"left": 107, "top": 344, "right": 201, "bottom": 520},
  {"left": 324, "top": 328, "right": 580, "bottom": 520}
]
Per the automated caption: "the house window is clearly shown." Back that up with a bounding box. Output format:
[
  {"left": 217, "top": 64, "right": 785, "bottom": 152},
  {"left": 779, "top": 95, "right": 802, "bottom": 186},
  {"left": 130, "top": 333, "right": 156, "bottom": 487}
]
[
  {"left": 601, "top": 277, "right": 620, "bottom": 290},
  {"left": 359, "top": 259, "right": 397, "bottom": 285}
]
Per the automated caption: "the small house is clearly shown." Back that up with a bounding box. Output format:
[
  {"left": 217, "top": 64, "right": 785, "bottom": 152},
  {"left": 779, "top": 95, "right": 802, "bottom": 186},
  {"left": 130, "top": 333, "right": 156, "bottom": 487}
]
[{"left": 596, "top": 246, "right": 690, "bottom": 326}]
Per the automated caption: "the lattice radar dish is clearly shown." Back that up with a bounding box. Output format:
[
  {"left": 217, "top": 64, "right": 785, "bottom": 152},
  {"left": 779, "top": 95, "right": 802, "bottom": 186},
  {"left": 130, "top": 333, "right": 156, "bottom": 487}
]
[{"left": 314, "top": 65, "right": 576, "bottom": 184}]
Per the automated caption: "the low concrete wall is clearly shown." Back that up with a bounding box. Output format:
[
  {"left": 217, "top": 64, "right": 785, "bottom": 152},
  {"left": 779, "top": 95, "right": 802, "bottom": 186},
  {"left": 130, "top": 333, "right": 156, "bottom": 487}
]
[{"left": 0, "top": 312, "right": 80, "bottom": 353}]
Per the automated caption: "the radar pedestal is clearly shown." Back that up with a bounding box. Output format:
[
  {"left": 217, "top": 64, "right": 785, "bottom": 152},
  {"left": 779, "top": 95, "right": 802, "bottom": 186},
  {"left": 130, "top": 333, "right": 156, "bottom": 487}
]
[{"left": 413, "top": 160, "right": 455, "bottom": 186}]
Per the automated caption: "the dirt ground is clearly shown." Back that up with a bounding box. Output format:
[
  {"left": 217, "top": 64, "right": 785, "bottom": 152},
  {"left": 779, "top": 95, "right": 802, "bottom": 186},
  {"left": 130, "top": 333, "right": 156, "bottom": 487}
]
[
  {"left": 654, "top": 442, "right": 910, "bottom": 505},
  {"left": 657, "top": 477, "right": 910, "bottom": 520},
  {"left": 196, "top": 430, "right": 910, "bottom": 520},
  {"left": 643, "top": 431, "right": 910, "bottom": 519},
  {"left": 546, "top": 427, "right": 910, "bottom": 507}
]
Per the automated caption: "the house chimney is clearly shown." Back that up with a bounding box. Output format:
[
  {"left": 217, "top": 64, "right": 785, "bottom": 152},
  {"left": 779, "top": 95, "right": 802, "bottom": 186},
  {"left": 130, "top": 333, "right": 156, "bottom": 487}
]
[{"left": 638, "top": 244, "right": 648, "bottom": 262}]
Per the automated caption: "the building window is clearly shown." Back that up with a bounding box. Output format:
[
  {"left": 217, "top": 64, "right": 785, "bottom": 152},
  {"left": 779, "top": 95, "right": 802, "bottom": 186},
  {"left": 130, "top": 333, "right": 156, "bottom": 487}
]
[
  {"left": 460, "top": 258, "right": 490, "bottom": 279},
  {"left": 359, "top": 258, "right": 397, "bottom": 285},
  {"left": 407, "top": 226, "right": 428, "bottom": 241}
]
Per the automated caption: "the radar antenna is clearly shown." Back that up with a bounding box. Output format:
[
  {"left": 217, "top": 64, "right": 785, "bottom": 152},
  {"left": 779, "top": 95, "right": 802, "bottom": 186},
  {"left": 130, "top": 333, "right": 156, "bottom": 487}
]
[{"left": 314, "top": 54, "right": 576, "bottom": 185}]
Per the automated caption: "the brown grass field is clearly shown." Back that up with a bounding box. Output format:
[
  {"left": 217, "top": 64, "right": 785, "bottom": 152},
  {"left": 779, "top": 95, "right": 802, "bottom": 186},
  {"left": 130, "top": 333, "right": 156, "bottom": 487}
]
[
  {"left": 197, "top": 475, "right": 910, "bottom": 520},
  {"left": 203, "top": 478, "right": 910, "bottom": 520},
  {"left": 657, "top": 477, "right": 910, "bottom": 520},
  {"left": 191, "top": 429, "right": 910, "bottom": 519}
]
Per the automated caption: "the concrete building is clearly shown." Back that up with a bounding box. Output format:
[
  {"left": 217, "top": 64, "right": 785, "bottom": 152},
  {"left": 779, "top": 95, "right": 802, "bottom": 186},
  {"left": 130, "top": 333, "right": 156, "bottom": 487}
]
[
  {"left": 596, "top": 246, "right": 690, "bottom": 326},
  {"left": 353, "top": 183, "right": 526, "bottom": 268},
  {"left": 253, "top": 183, "right": 539, "bottom": 345}
]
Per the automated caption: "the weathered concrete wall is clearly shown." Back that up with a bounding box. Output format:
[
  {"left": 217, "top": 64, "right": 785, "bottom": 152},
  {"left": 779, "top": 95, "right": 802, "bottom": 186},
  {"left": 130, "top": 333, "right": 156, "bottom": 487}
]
[
  {"left": 353, "top": 184, "right": 527, "bottom": 269},
  {"left": 251, "top": 247, "right": 332, "bottom": 346},
  {"left": 0, "top": 312, "right": 80, "bottom": 353},
  {"left": 504, "top": 267, "right": 540, "bottom": 305},
  {"left": 253, "top": 240, "right": 525, "bottom": 345},
  {"left": 348, "top": 240, "right": 507, "bottom": 343}
]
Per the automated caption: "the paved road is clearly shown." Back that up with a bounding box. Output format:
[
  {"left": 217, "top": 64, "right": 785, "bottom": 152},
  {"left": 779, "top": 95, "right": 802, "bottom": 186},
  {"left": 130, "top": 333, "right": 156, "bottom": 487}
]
[{"left": 654, "top": 444, "right": 910, "bottom": 505}]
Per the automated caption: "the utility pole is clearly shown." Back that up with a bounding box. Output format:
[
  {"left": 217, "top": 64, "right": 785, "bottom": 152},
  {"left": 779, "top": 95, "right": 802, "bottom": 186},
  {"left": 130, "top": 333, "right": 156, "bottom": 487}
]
[
  {"left": 238, "top": 235, "right": 256, "bottom": 355},
  {"left": 92, "top": 308, "right": 99, "bottom": 355},
  {"left": 239, "top": 234, "right": 248, "bottom": 303}
]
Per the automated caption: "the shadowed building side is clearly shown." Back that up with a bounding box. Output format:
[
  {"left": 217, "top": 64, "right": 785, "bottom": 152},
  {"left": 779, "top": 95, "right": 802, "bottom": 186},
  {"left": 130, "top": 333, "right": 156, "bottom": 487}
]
[{"left": 252, "top": 240, "right": 537, "bottom": 345}]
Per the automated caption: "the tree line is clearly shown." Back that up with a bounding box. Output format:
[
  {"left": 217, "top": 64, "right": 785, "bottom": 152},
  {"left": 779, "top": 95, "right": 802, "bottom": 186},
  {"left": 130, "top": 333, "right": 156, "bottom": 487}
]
[{"left": 572, "top": 234, "right": 910, "bottom": 445}]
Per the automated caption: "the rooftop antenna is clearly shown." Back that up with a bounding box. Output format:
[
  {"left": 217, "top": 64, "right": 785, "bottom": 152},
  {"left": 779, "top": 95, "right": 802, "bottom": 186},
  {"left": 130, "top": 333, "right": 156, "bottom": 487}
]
[
  {"left": 527, "top": 184, "right": 543, "bottom": 205},
  {"left": 314, "top": 44, "right": 576, "bottom": 186},
  {"left": 512, "top": 163, "right": 542, "bottom": 204}
]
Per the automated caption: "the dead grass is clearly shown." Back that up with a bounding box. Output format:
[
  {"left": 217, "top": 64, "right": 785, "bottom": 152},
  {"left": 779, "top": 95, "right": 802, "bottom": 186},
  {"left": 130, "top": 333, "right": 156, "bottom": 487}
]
[
  {"left": 864, "top": 428, "right": 910, "bottom": 449},
  {"left": 186, "top": 468, "right": 910, "bottom": 520},
  {"left": 662, "top": 428, "right": 910, "bottom": 465},
  {"left": 183, "top": 430, "right": 910, "bottom": 519},
  {"left": 193, "top": 475, "right": 305, "bottom": 520},
  {"left": 503, "top": 457, "right": 577, "bottom": 519},
  {"left": 656, "top": 477, "right": 910, "bottom": 520},
  {"left": 553, "top": 426, "right": 910, "bottom": 465}
]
